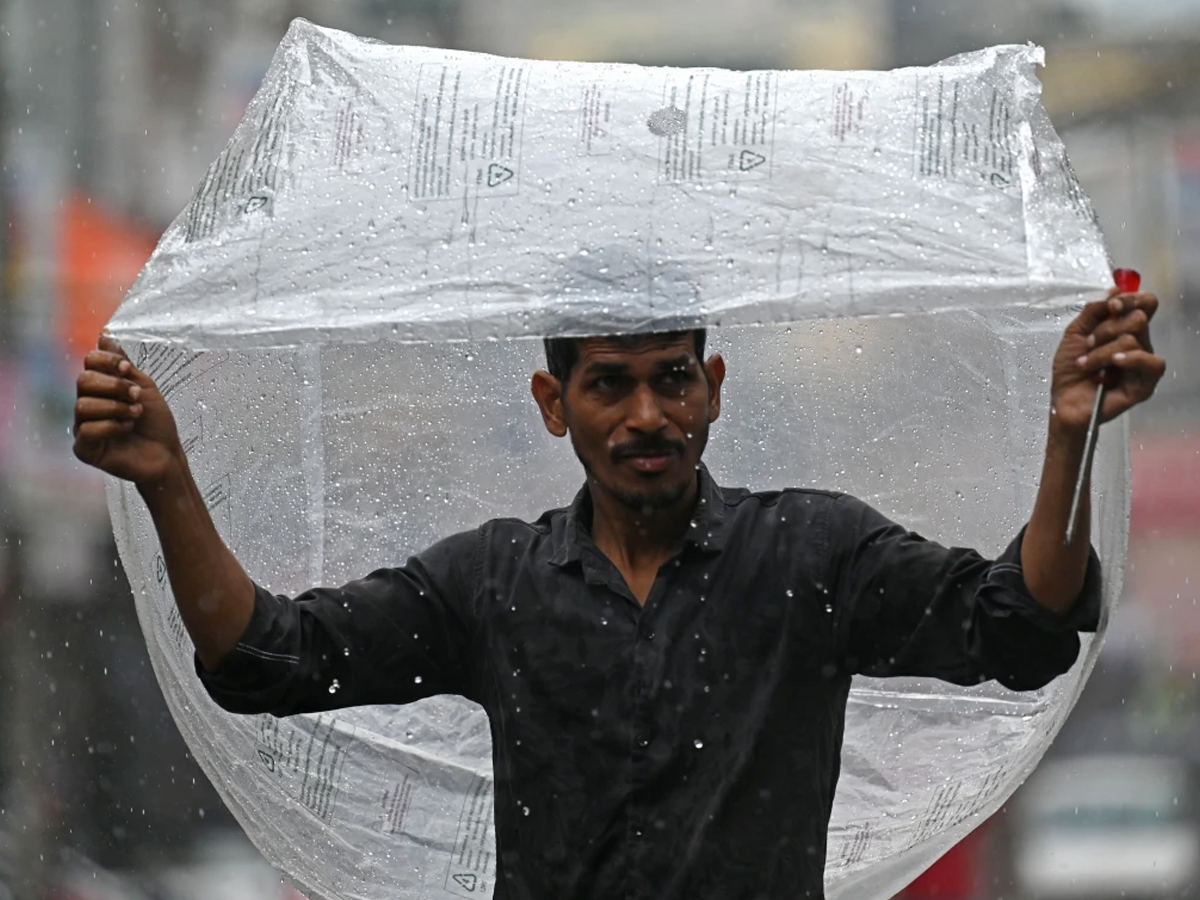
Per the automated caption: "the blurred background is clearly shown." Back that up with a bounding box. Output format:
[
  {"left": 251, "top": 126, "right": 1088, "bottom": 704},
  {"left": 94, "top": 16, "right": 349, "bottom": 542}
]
[{"left": 0, "top": 0, "right": 1198, "bottom": 898}]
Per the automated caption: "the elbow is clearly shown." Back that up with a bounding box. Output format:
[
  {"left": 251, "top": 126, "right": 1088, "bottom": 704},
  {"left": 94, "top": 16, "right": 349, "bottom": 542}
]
[{"left": 974, "top": 626, "right": 1083, "bottom": 692}]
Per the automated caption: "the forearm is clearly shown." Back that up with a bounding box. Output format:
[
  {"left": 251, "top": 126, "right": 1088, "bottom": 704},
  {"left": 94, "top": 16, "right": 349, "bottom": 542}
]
[
  {"left": 1020, "top": 420, "right": 1091, "bottom": 615},
  {"left": 138, "top": 453, "right": 256, "bottom": 671}
]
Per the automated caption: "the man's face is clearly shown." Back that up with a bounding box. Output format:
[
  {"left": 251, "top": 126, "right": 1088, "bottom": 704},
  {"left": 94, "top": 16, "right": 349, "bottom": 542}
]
[{"left": 532, "top": 334, "right": 724, "bottom": 512}]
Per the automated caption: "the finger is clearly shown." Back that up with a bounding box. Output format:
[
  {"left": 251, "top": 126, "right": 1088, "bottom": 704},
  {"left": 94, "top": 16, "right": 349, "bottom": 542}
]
[
  {"left": 1132, "top": 291, "right": 1159, "bottom": 322},
  {"left": 92, "top": 335, "right": 159, "bottom": 390},
  {"left": 74, "top": 397, "right": 142, "bottom": 426},
  {"left": 1088, "top": 307, "right": 1150, "bottom": 349},
  {"left": 74, "top": 419, "right": 134, "bottom": 448},
  {"left": 1107, "top": 349, "right": 1167, "bottom": 385},
  {"left": 76, "top": 369, "right": 142, "bottom": 402},
  {"left": 98, "top": 333, "right": 130, "bottom": 359},
  {"left": 84, "top": 348, "right": 134, "bottom": 377},
  {"left": 93, "top": 343, "right": 157, "bottom": 391},
  {"left": 1073, "top": 289, "right": 1122, "bottom": 333},
  {"left": 1073, "top": 290, "right": 1158, "bottom": 336},
  {"left": 1075, "top": 333, "right": 1141, "bottom": 374},
  {"left": 1129, "top": 292, "right": 1159, "bottom": 354}
]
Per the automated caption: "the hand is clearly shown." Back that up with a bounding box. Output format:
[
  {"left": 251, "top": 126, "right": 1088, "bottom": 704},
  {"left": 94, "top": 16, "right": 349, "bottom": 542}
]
[
  {"left": 73, "top": 334, "right": 184, "bottom": 488},
  {"left": 1049, "top": 287, "right": 1166, "bottom": 432}
]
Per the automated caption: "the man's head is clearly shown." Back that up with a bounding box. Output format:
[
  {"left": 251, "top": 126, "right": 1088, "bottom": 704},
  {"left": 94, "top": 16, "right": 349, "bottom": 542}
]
[{"left": 531, "top": 330, "right": 725, "bottom": 513}]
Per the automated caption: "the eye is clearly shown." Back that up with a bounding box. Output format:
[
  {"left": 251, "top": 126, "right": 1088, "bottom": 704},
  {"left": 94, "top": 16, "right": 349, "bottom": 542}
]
[
  {"left": 659, "top": 367, "right": 693, "bottom": 387},
  {"left": 593, "top": 375, "right": 623, "bottom": 391}
]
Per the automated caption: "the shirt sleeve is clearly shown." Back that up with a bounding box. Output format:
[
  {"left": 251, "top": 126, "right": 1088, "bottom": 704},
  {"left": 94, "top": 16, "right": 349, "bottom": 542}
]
[
  {"left": 195, "top": 528, "right": 482, "bottom": 716},
  {"left": 826, "top": 494, "right": 1102, "bottom": 691}
]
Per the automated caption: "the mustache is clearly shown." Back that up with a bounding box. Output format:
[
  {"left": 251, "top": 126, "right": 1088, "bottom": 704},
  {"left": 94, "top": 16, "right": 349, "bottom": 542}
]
[{"left": 611, "top": 437, "right": 686, "bottom": 460}]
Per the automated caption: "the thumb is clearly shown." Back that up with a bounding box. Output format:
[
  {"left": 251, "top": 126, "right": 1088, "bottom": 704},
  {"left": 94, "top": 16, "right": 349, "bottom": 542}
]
[
  {"left": 98, "top": 331, "right": 129, "bottom": 358},
  {"left": 99, "top": 332, "right": 156, "bottom": 390}
]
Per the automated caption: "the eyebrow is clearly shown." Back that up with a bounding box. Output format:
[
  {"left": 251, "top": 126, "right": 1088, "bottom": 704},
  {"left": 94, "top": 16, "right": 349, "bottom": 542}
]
[
  {"left": 654, "top": 355, "right": 695, "bottom": 372},
  {"left": 582, "top": 360, "right": 631, "bottom": 379},
  {"left": 582, "top": 355, "right": 695, "bottom": 379}
]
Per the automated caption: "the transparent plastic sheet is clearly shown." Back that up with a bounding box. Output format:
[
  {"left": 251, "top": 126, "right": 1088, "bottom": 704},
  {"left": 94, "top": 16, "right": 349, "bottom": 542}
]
[{"left": 105, "top": 21, "right": 1126, "bottom": 900}]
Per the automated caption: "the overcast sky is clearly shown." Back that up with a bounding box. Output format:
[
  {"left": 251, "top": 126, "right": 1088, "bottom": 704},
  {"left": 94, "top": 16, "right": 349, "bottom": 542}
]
[{"left": 1070, "top": 0, "right": 1200, "bottom": 30}]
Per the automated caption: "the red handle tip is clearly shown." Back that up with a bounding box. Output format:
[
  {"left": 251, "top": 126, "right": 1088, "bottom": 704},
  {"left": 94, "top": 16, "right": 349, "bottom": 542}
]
[{"left": 1113, "top": 268, "right": 1141, "bottom": 293}]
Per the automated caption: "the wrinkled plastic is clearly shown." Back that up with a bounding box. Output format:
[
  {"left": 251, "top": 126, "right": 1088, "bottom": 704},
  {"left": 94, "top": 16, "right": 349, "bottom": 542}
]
[{"left": 105, "top": 20, "right": 1126, "bottom": 900}]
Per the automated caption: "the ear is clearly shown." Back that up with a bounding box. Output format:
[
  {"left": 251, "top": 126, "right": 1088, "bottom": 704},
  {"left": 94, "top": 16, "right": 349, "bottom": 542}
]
[
  {"left": 704, "top": 353, "right": 725, "bottom": 424},
  {"left": 531, "top": 369, "right": 569, "bottom": 437}
]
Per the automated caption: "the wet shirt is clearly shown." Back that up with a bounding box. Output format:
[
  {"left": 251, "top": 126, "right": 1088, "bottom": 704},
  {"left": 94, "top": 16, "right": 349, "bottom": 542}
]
[{"left": 198, "top": 466, "right": 1101, "bottom": 900}]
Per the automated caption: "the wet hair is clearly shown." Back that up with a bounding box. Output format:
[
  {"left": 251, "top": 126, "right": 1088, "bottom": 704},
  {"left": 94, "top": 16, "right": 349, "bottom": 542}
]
[{"left": 543, "top": 330, "right": 707, "bottom": 385}]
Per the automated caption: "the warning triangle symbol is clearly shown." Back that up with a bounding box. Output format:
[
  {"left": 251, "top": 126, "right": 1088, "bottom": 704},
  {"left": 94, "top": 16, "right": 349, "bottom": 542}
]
[
  {"left": 487, "top": 163, "right": 514, "bottom": 188},
  {"left": 739, "top": 150, "right": 767, "bottom": 172},
  {"left": 452, "top": 873, "right": 478, "bottom": 891}
]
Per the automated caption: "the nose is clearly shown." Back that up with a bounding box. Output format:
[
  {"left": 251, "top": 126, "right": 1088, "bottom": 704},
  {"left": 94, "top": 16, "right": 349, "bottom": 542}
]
[{"left": 626, "top": 384, "right": 669, "bottom": 433}]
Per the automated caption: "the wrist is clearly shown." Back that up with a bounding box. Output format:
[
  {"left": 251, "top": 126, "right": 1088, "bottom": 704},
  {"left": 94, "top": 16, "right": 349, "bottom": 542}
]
[
  {"left": 136, "top": 448, "right": 191, "bottom": 508},
  {"left": 1046, "top": 412, "right": 1088, "bottom": 455}
]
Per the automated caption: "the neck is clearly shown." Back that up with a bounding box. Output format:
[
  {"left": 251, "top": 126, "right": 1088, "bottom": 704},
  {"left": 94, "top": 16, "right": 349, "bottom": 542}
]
[{"left": 587, "top": 472, "right": 699, "bottom": 571}]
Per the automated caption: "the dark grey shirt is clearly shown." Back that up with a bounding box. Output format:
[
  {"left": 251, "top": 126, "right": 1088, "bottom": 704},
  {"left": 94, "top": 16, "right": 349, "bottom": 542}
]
[{"left": 199, "top": 465, "right": 1101, "bottom": 900}]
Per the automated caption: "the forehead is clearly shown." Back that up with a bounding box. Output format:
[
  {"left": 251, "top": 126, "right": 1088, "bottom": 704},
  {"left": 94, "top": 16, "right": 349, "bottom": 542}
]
[{"left": 575, "top": 334, "right": 697, "bottom": 368}]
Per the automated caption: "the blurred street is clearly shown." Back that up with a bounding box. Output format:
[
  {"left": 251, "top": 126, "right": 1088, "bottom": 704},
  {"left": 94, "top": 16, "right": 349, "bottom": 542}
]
[{"left": 1, "top": 0, "right": 1199, "bottom": 898}]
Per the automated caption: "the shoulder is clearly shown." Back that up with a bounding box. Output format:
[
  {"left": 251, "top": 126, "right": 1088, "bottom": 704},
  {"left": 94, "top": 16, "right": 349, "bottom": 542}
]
[
  {"left": 713, "top": 484, "right": 891, "bottom": 546},
  {"left": 444, "top": 506, "right": 570, "bottom": 565},
  {"left": 716, "top": 483, "right": 846, "bottom": 520}
]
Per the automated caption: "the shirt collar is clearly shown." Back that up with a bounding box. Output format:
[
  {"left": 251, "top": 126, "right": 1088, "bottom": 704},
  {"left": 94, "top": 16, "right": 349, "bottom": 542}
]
[{"left": 548, "top": 463, "right": 729, "bottom": 566}]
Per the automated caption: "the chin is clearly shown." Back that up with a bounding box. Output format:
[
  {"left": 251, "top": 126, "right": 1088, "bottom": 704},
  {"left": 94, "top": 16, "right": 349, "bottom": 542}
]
[{"left": 612, "top": 471, "right": 693, "bottom": 511}]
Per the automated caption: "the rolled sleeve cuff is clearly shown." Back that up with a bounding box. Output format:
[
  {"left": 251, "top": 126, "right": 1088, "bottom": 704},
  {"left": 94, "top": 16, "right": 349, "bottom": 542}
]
[
  {"left": 985, "top": 525, "right": 1103, "bottom": 634},
  {"left": 194, "top": 583, "right": 302, "bottom": 715}
]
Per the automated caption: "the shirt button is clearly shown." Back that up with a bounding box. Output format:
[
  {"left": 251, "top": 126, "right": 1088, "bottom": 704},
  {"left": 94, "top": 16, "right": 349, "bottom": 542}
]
[
  {"left": 641, "top": 627, "right": 655, "bottom": 641},
  {"left": 637, "top": 736, "right": 650, "bottom": 748}
]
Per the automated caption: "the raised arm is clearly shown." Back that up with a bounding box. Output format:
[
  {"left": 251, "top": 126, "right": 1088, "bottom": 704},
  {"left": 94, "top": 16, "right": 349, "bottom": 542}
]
[
  {"left": 1021, "top": 287, "right": 1165, "bottom": 614},
  {"left": 74, "top": 335, "right": 254, "bottom": 670}
]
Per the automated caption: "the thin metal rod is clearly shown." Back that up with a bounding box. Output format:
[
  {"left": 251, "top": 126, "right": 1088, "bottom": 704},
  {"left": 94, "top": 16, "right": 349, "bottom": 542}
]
[{"left": 1064, "top": 385, "right": 1106, "bottom": 547}]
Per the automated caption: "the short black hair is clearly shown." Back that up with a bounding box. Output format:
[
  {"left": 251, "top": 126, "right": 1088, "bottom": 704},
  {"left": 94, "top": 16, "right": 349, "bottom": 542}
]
[{"left": 543, "top": 330, "right": 707, "bottom": 385}]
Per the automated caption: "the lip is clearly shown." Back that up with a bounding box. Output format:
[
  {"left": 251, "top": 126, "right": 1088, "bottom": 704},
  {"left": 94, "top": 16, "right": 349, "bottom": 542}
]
[{"left": 620, "top": 451, "right": 676, "bottom": 473}]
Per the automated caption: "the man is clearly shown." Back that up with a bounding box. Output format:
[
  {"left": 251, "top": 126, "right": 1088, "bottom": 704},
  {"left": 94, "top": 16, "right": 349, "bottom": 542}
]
[{"left": 74, "top": 288, "right": 1164, "bottom": 900}]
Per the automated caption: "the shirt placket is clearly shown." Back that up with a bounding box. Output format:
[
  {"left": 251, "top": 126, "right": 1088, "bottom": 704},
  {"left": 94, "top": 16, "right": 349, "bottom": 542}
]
[{"left": 625, "top": 558, "right": 681, "bottom": 900}]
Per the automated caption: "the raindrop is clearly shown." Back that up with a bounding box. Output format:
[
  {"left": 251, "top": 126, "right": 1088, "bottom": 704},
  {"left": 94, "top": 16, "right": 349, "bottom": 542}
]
[
  {"left": 693, "top": 739, "right": 704, "bottom": 749},
  {"left": 328, "top": 679, "right": 341, "bottom": 694},
  {"left": 413, "top": 675, "right": 423, "bottom": 684}
]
